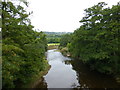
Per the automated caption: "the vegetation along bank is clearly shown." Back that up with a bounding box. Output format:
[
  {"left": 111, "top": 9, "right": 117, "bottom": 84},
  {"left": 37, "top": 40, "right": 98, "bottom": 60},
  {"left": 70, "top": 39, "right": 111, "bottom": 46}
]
[
  {"left": 59, "top": 2, "right": 120, "bottom": 83},
  {"left": 2, "top": 1, "right": 50, "bottom": 88}
]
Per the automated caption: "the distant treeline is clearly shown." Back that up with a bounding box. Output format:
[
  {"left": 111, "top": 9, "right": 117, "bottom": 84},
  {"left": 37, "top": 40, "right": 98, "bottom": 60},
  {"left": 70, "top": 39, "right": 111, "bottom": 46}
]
[
  {"left": 2, "top": 1, "right": 48, "bottom": 88},
  {"left": 44, "top": 32, "right": 72, "bottom": 43},
  {"left": 44, "top": 32, "right": 72, "bottom": 35},
  {"left": 60, "top": 2, "right": 120, "bottom": 78}
]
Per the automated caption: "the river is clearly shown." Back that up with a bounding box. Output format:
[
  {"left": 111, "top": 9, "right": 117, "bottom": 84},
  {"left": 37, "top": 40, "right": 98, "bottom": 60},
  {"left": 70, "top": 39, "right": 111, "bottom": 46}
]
[{"left": 35, "top": 49, "right": 120, "bottom": 89}]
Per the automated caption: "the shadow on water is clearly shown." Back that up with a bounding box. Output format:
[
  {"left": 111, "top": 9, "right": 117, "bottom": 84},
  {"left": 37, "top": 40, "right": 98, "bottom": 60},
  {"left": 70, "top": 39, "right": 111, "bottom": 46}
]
[
  {"left": 70, "top": 59, "right": 120, "bottom": 88},
  {"left": 34, "top": 49, "right": 120, "bottom": 89}
]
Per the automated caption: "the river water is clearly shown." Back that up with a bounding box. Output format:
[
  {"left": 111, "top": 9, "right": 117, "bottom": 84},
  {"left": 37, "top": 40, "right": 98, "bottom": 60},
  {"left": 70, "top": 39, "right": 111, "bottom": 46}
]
[{"left": 35, "top": 49, "right": 120, "bottom": 89}]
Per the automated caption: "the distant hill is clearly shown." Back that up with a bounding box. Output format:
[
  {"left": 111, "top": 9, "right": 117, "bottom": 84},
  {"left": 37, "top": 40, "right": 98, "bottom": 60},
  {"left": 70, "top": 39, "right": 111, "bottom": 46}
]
[
  {"left": 44, "top": 32, "right": 72, "bottom": 35},
  {"left": 43, "top": 32, "right": 72, "bottom": 43}
]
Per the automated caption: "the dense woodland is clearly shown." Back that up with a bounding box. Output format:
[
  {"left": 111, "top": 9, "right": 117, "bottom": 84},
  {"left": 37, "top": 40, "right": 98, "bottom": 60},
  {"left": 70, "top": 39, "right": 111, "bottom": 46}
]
[
  {"left": 60, "top": 2, "right": 120, "bottom": 79},
  {"left": 2, "top": 1, "right": 48, "bottom": 88}
]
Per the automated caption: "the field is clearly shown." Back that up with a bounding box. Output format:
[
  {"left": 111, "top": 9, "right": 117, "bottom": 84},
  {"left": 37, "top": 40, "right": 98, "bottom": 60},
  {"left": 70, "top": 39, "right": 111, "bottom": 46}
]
[{"left": 47, "top": 43, "right": 60, "bottom": 46}]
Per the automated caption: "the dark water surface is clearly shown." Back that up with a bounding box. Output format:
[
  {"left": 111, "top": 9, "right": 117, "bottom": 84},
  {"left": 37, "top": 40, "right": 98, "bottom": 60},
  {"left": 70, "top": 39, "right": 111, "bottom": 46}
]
[{"left": 35, "top": 49, "right": 120, "bottom": 88}]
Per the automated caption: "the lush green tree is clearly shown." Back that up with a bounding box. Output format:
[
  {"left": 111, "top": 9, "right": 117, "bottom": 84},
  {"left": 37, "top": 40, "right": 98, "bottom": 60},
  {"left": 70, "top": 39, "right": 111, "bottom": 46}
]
[
  {"left": 69, "top": 2, "right": 120, "bottom": 76},
  {"left": 2, "top": 1, "right": 47, "bottom": 88},
  {"left": 60, "top": 34, "right": 72, "bottom": 47}
]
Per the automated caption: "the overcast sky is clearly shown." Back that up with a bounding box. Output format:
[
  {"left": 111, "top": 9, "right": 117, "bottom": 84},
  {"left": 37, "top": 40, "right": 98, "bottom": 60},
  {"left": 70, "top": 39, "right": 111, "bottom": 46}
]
[{"left": 28, "top": 0, "right": 119, "bottom": 32}]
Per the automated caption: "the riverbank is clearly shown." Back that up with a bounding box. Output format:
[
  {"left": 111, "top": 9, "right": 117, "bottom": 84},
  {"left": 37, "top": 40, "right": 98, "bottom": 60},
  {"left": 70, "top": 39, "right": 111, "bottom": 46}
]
[
  {"left": 47, "top": 45, "right": 59, "bottom": 50},
  {"left": 22, "top": 60, "right": 51, "bottom": 88},
  {"left": 35, "top": 49, "right": 120, "bottom": 88},
  {"left": 59, "top": 46, "right": 120, "bottom": 84},
  {"left": 59, "top": 47, "right": 71, "bottom": 57}
]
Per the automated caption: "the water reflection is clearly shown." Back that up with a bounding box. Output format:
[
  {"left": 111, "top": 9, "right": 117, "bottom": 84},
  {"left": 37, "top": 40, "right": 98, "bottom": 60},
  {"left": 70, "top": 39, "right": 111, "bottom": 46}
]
[
  {"left": 44, "top": 50, "right": 80, "bottom": 88},
  {"left": 70, "top": 60, "right": 120, "bottom": 88},
  {"left": 35, "top": 49, "right": 120, "bottom": 88}
]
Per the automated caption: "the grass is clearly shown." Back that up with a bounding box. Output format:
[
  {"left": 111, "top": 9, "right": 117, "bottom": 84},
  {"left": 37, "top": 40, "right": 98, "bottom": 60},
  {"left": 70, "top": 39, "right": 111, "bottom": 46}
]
[{"left": 47, "top": 43, "right": 60, "bottom": 46}]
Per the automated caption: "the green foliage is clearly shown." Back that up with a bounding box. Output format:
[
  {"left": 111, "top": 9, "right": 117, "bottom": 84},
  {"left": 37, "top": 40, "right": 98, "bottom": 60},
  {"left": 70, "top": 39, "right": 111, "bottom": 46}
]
[
  {"left": 46, "top": 34, "right": 61, "bottom": 43},
  {"left": 2, "top": 1, "right": 47, "bottom": 88},
  {"left": 60, "top": 34, "right": 72, "bottom": 47},
  {"left": 2, "top": 44, "right": 24, "bottom": 88},
  {"left": 68, "top": 2, "right": 120, "bottom": 76}
]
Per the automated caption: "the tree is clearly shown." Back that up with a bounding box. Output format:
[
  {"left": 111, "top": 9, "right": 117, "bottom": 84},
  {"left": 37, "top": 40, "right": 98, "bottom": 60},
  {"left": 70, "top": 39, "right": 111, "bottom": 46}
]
[
  {"left": 69, "top": 2, "right": 120, "bottom": 75},
  {"left": 2, "top": 1, "right": 48, "bottom": 88},
  {"left": 60, "top": 34, "right": 72, "bottom": 47}
]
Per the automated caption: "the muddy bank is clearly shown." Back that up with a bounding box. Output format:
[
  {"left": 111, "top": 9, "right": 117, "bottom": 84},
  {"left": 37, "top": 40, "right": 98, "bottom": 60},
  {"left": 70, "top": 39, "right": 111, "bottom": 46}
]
[
  {"left": 59, "top": 47, "right": 71, "bottom": 57},
  {"left": 47, "top": 45, "right": 59, "bottom": 50}
]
